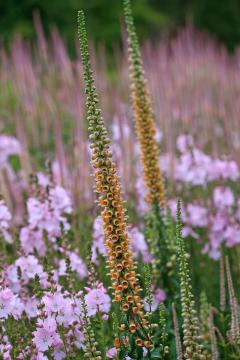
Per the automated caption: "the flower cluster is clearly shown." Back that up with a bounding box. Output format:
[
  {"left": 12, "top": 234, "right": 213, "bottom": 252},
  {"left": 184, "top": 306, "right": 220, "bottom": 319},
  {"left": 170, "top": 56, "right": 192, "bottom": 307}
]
[
  {"left": 78, "top": 10, "right": 151, "bottom": 354},
  {"left": 0, "top": 200, "right": 12, "bottom": 243},
  {"left": 124, "top": 0, "right": 166, "bottom": 208},
  {"left": 161, "top": 135, "right": 240, "bottom": 259},
  {"left": 91, "top": 216, "right": 151, "bottom": 263},
  {"left": 20, "top": 184, "right": 72, "bottom": 256},
  {"left": 0, "top": 135, "right": 21, "bottom": 169}
]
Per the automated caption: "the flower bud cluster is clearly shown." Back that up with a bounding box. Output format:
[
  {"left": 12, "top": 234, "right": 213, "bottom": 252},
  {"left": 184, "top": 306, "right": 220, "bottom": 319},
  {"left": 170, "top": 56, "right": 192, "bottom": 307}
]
[
  {"left": 176, "top": 201, "right": 210, "bottom": 359},
  {"left": 78, "top": 10, "right": 150, "bottom": 349},
  {"left": 124, "top": 0, "right": 166, "bottom": 208}
]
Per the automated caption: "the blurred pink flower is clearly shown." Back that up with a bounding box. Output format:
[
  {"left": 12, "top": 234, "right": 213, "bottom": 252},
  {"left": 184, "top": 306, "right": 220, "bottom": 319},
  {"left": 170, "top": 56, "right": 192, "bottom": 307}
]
[
  {"left": 106, "top": 347, "right": 117, "bottom": 358},
  {"left": 0, "top": 200, "right": 12, "bottom": 243},
  {"left": 0, "top": 288, "right": 14, "bottom": 318},
  {"left": 85, "top": 283, "right": 111, "bottom": 316},
  {"left": 213, "top": 186, "right": 234, "bottom": 209}
]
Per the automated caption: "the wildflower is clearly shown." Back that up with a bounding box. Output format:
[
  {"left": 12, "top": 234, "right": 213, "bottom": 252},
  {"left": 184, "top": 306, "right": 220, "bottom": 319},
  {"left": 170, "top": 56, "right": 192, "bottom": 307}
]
[
  {"left": 11, "top": 296, "right": 24, "bottom": 319},
  {"left": 33, "top": 327, "right": 55, "bottom": 352},
  {"left": 5, "top": 264, "right": 21, "bottom": 292},
  {"left": 42, "top": 292, "right": 75, "bottom": 326},
  {"left": 0, "top": 135, "right": 21, "bottom": 167},
  {"left": 106, "top": 347, "right": 117, "bottom": 358},
  {"left": 0, "top": 199, "right": 12, "bottom": 243},
  {"left": 49, "top": 185, "right": 72, "bottom": 214},
  {"left": 27, "top": 186, "right": 71, "bottom": 236},
  {"left": 213, "top": 186, "right": 234, "bottom": 209},
  {"left": 176, "top": 134, "right": 194, "bottom": 153},
  {"left": 53, "top": 345, "right": 66, "bottom": 360},
  {"left": 186, "top": 204, "right": 208, "bottom": 228},
  {"left": 20, "top": 227, "right": 45, "bottom": 256},
  {"left": 81, "top": 293, "right": 103, "bottom": 359},
  {"left": 59, "top": 251, "right": 87, "bottom": 279},
  {"left": 85, "top": 283, "right": 111, "bottom": 316},
  {"left": 78, "top": 9, "right": 149, "bottom": 347},
  {"left": 74, "top": 327, "right": 85, "bottom": 349},
  {"left": 0, "top": 288, "right": 14, "bottom": 318},
  {"left": 16, "top": 255, "right": 44, "bottom": 281},
  {"left": 91, "top": 216, "right": 106, "bottom": 262},
  {"left": 37, "top": 172, "right": 50, "bottom": 187},
  {"left": 41, "top": 317, "right": 57, "bottom": 333},
  {"left": 144, "top": 287, "right": 166, "bottom": 312},
  {"left": 42, "top": 292, "right": 66, "bottom": 314},
  {"left": 176, "top": 200, "right": 209, "bottom": 359},
  {"left": 124, "top": 0, "right": 166, "bottom": 207},
  {"left": 128, "top": 226, "right": 151, "bottom": 262},
  {"left": 25, "top": 297, "right": 39, "bottom": 318}
]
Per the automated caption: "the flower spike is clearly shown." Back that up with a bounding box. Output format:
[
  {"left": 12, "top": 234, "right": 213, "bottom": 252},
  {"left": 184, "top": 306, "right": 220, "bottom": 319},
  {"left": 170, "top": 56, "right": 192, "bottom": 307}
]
[
  {"left": 78, "top": 10, "right": 150, "bottom": 353},
  {"left": 123, "top": 0, "right": 166, "bottom": 208},
  {"left": 176, "top": 200, "right": 210, "bottom": 359}
]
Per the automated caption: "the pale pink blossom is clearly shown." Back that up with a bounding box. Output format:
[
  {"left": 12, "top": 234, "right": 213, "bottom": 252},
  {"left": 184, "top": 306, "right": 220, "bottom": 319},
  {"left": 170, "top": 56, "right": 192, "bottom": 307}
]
[
  {"left": 85, "top": 284, "right": 111, "bottom": 316},
  {"left": 213, "top": 186, "right": 234, "bottom": 209},
  {"left": 0, "top": 200, "right": 12, "bottom": 243},
  {"left": 106, "top": 347, "right": 117, "bottom": 358},
  {"left": 0, "top": 288, "right": 15, "bottom": 318},
  {"left": 33, "top": 328, "right": 55, "bottom": 352}
]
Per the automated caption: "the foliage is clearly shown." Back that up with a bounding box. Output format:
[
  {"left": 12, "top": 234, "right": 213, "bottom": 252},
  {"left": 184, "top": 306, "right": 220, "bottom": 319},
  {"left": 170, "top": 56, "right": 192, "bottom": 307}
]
[{"left": 1, "top": 0, "right": 240, "bottom": 53}]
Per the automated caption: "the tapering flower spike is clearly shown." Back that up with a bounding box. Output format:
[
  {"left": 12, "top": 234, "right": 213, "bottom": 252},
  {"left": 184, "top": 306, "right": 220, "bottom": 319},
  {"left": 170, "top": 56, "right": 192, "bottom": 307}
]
[
  {"left": 208, "top": 307, "right": 219, "bottom": 360},
  {"left": 78, "top": 10, "right": 150, "bottom": 351},
  {"left": 220, "top": 252, "right": 226, "bottom": 312},
  {"left": 176, "top": 200, "right": 210, "bottom": 360},
  {"left": 81, "top": 294, "right": 103, "bottom": 359},
  {"left": 225, "top": 256, "right": 240, "bottom": 343},
  {"left": 123, "top": 0, "right": 166, "bottom": 208},
  {"left": 172, "top": 302, "right": 183, "bottom": 360}
]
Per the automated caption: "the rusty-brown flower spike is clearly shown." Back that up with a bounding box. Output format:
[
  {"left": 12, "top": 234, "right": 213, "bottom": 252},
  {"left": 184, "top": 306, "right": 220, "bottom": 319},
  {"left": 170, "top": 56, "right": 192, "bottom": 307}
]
[
  {"left": 123, "top": 0, "right": 166, "bottom": 208},
  {"left": 78, "top": 10, "right": 150, "bottom": 351}
]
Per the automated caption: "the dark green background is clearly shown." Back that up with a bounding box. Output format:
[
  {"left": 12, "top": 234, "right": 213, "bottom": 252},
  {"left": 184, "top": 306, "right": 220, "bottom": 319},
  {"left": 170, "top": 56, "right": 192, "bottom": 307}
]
[{"left": 1, "top": 0, "right": 240, "bottom": 53}]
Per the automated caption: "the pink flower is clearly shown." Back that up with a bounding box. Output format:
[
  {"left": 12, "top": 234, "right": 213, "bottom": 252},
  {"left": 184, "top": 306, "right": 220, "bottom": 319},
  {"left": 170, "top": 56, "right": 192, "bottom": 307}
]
[
  {"left": 20, "top": 227, "right": 46, "bottom": 256},
  {"left": 49, "top": 186, "right": 72, "bottom": 214},
  {"left": 213, "top": 187, "right": 234, "bottom": 209},
  {"left": 91, "top": 217, "right": 106, "bottom": 262},
  {"left": 128, "top": 227, "right": 151, "bottom": 262},
  {"left": 0, "top": 288, "right": 14, "bottom": 318},
  {"left": 5, "top": 264, "right": 21, "bottom": 293},
  {"left": 0, "top": 135, "right": 21, "bottom": 166},
  {"left": 16, "top": 255, "right": 44, "bottom": 281},
  {"left": 42, "top": 293, "right": 64, "bottom": 314},
  {"left": 42, "top": 317, "right": 57, "bottom": 333},
  {"left": 11, "top": 297, "right": 24, "bottom": 319},
  {"left": 25, "top": 298, "right": 39, "bottom": 318},
  {"left": 106, "top": 347, "right": 117, "bottom": 358},
  {"left": 176, "top": 134, "right": 194, "bottom": 153},
  {"left": 0, "top": 200, "right": 12, "bottom": 243},
  {"left": 224, "top": 225, "right": 240, "bottom": 247},
  {"left": 1, "top": 289, "right": 13, "bottom": 301},
  {"left": 74, "top": 328, "right": 84, "bottom": 349},
  {"left": 26, "top": 189, "right": 71, "bottom": 245},
  {"left": 85, "top": 284, "right": 111, "bottom": 316},
  {"left": 187, "top": 204, "right": 208, "bottom": 227},
  {"left": 144, "top": 288, "right": 166, "bottom": 311},
  {"left": 33, "top": 328, "right": 55, "bottom": 352},
  {"left": 42, "top": 292, "right": 76, "bottom": 326},
  {"left": 102, "top": 314, "right": 109, "bottom": 321},
  {"left": 155, "top": 288, "right": 167, "bottom": 303},
  {"left": 53, "top": 345, "right": 66, "bottom": 360},
  {"left": 37, "top": 172, "right": 50, "bottom": 187},
  {"left": 27, "top": 198, "right": 47, "bottom": 229},
  {"left": 59, "top": 252, "right": 87, "bottom": 279}
]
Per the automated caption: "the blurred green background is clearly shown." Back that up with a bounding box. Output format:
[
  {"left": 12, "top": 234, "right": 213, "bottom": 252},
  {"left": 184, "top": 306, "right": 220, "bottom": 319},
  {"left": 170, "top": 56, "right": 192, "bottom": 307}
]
[{"left": 1, "top": 0, "right": 240, "bottom": 53}]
